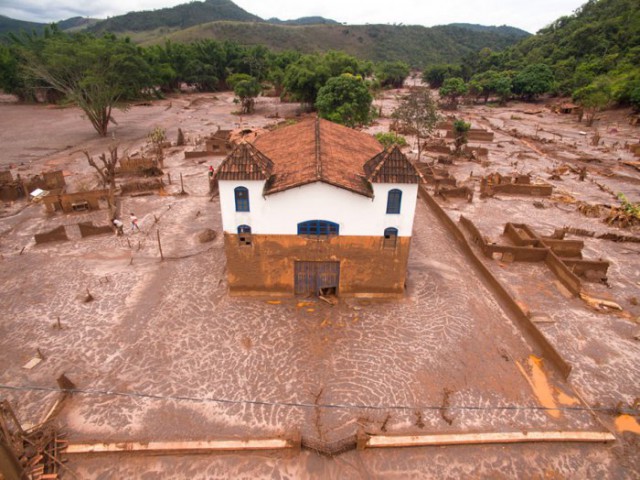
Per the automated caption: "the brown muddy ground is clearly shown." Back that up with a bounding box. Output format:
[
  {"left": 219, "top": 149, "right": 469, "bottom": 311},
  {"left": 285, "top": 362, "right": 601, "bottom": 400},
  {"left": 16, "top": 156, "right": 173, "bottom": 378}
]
[{"left": 0, "top": 90, "right": 638, "bottom": 478}]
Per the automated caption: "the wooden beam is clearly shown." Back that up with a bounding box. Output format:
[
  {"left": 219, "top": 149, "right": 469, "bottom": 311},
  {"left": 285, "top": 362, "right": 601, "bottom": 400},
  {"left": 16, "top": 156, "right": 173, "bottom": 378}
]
[
  {"left": 365, "top": 431, "right": 616, "bottom": 448},
  {"left": 66, "top": 438, "right": 295, "bottom": 455}
]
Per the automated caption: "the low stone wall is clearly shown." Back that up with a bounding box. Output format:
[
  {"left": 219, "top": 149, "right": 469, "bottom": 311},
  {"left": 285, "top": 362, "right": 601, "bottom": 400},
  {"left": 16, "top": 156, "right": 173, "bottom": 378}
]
[
  {"left": 492, "top": 183, "right": 554, "bottom": 196},
  {"left": 545, "top": 251, "right": 582, "bottom": 295},
  {"left": 421, "top": 188, "right": 572, "bottom": 379},
  {"left": 78, "top": 222, "right": 113, "bottom": 238},
  {"left": 34, "top": 226, "right": 68, "bottom": 244}
]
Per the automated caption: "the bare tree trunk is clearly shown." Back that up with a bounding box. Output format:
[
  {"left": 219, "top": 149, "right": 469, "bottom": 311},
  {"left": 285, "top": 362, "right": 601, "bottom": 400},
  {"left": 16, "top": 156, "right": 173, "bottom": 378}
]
[{"left": 84, "top": 146, "right": 119, "bottom": 217}]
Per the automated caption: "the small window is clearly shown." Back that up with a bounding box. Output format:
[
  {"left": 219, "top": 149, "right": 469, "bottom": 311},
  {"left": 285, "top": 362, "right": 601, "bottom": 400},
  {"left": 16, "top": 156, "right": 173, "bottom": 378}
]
[
  {"left": 383, "top": 227, "right": 398, "bottom": 248},
  {"left": 297, "top": 220, "right": 339, "bottom": 236},
  {"left": 386, "top": 189, "right": 402, "bottom": 214},
  {"left": 237, "top": 224, "right": 252, "bottom": 246},
  {"left": 234, "top": 186, "right": 250, "bottom": 212}
]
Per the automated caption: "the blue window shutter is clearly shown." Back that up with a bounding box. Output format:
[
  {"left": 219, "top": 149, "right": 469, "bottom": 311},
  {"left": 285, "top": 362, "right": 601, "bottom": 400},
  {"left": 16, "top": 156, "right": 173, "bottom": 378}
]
[
  {"left": 386, "top": 189, "right": 402, "bottom": 214},
  {"left": 297, "top": 220, "right": 339, "bottom": 236},
  {"left": 234, "top": 186, "right": 250, "bottom": 212}
]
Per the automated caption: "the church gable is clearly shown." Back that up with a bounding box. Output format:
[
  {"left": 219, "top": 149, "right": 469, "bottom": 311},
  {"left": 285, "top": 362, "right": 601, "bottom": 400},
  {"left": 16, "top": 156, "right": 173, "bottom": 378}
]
[
  {"left": 364, "top": 146, "right": 423, "bottom": 184},
  {"left": 216, "top": 142, "right": 273, "bottom": 181}
]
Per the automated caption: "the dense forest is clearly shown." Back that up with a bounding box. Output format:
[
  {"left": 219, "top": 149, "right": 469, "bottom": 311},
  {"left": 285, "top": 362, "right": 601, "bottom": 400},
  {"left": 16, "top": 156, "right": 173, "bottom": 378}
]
[
  {"left": 426, "top": 0, "right": 640, "bottom": 110},
  {"left": 0, "top": 0, "right": 529, "bottom": 67}
]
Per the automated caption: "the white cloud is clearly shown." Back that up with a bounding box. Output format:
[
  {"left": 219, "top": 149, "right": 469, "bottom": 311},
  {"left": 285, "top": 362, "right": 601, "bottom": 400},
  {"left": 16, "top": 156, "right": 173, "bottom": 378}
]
[{"left": 0, "top": 0, "right": 587, "bottom": 33}]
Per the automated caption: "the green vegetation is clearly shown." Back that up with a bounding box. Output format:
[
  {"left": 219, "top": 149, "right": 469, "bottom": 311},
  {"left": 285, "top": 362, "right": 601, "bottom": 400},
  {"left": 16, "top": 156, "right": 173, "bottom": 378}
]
[
  {"left": 453, "top": 119, "right": 471, "bottom": 155},
  {"left": 459, "top": 0, "right": 640, "bottom": 108},
  {"left": 573, "top": 77, "right": 612, "bottom": 125},
  {"left": 0, "top": 15, "right": 46, "bottom": 36},
  {"left": 228, "top": 73, "right": 261, "bottom": 113},
  {"left": 374, "top": 132, "right": 408, "bottom": 148},
  {"left": 391, "top": 89, "right": 439, "bottom": 161},
  {"left": 11, "top": 27, "right": 152, "bottom": 135},
  {"left": 439, "top": 77, "right": 468, "bottom": 108},
  {"left": 316, "top": 74, "right": 373, "bottom": 127},
  {"left": 89, "top": 0, "right": 261, "bottom": 33},
  {"left": 422, "top": 64, "right": 463, "bottom": 88},
  {"left": 469, "top": 70, "right": 512, "bottom": 104},
  {"left": 159, "top": 22, "right": 526, "bottom": 67},
  {"left": 375, "top": 61, "right": 410, "bottom": 88}
]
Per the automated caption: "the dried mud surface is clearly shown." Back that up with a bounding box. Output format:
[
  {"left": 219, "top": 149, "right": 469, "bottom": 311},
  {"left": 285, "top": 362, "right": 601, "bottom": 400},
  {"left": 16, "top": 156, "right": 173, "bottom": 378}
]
[{"left": 0, "top": 90, "right": 638, "bottom": 478}]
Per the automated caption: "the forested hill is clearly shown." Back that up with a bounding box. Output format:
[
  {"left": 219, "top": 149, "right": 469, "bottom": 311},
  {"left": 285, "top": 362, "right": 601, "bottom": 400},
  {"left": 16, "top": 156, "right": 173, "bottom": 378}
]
[
  {"left": 0, "top": 15, "right": 45, "bottom": 36},
  {"left": 155, "top": 22, "right": 529, "bottom": 66},
  {"left": 89, "top": 0, "right": 261, "bottom": 33},
  {"left": 460, "top": 0, "right": 639, "bottom": 106}
]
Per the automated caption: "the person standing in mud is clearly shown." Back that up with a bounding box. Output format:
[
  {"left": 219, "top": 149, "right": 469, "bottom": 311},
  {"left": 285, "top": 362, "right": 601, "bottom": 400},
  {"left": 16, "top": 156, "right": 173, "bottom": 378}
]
[{"left": 130, "top": 213, "right": 141, "bottom": 233}]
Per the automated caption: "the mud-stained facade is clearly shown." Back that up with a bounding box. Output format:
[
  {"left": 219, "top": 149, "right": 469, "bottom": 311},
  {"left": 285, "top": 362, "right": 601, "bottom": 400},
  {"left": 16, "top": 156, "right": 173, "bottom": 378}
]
[
  {"left": 216, "top": 118, "right": 424, "bottom": 297},
  {"left": 224, "top": 234, "right": 411, "bottom": 296}
]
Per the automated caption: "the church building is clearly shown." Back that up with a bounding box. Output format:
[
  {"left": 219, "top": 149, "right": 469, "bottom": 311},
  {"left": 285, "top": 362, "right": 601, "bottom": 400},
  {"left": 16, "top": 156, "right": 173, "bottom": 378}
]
[{"left": 216, "top": 117, "right": 423, "bottom": 297}]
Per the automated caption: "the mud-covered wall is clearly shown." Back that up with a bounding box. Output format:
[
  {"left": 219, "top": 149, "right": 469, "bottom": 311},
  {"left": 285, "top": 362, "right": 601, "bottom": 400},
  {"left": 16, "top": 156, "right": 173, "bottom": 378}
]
[
  {"left": 34, "top": 226, "right": 68, "bottom": 244},
  {"left": 420, "top": 188, "right": 572, "bottom": 379},
  {"left": 78, "top": 222, "right": 113, "bottom": 238},
  {"left": 224, "top": 233, "right": 411, "bottom": 296}
]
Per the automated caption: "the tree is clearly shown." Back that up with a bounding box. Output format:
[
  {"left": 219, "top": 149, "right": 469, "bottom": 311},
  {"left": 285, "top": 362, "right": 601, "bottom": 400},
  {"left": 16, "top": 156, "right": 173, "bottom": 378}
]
[
  {"left": 228, "top": 73, "right": 261, "bottom": 114},
  {"left": 439, "top": 77, "right": 468, "bottom": 108},
  {"left": 376, "top": 61, "right": 410, "bottom": 89},
  {"left": 19, "top": 32, "right": 153, "bottom": 136},
  {"left": 84, "top": 146, "right": 119, "bottom": 215},
  {"left": 469, "top": 71, "right": 512, "bottom": 104},
  {"left": 422, "top": 64, "right": 463, "bottom": 89},
  {"left": 453, "top": 119, "right": 471, "bottom": 155},
  {"left": 147, "top": 126, "right": 166, "bottom": 167},
  {"left": 391, "top": 88, "right": 439, "bottom": 161},
  {"left": 573, "top": 77, "right": 612, "bottom": 126},
  {"left": 283, "top": 56, "right": 330, "bottom": 106},
  {"left": 374, "top": 132, "right": 408, "bottom": 148},
  {"left": 316, "top": 74, "right": 373, "bottom": 127},
  {"left": 512, "top": 63, "right": 554, "bottom": 101}
]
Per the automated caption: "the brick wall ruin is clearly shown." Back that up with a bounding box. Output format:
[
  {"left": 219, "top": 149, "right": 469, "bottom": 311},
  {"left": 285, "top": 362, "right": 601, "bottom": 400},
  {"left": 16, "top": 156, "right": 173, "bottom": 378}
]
[{"left": 34, "top": 226, "right": 68, "bottom": 244}]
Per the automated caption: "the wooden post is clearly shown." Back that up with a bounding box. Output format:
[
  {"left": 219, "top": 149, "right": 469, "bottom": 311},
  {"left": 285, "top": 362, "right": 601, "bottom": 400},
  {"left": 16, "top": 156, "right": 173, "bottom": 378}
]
[
  {"left": 157, "top": 229, "right": 164, "bottom": 261},
  {"left": 167, "top": 173, "right": 172, "bottom": 185},
  {"left": 180, "top": 173, "right": 185, "bottom": 194}
]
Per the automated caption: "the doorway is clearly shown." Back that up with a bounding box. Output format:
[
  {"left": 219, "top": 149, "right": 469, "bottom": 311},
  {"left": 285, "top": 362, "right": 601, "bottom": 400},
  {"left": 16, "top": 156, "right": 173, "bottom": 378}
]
[{"left": 294, "top": 261, "right": 340, "bottom": 296}]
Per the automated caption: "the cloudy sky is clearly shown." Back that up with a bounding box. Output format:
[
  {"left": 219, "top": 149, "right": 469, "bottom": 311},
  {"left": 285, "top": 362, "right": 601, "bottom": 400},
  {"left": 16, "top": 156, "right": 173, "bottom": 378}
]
[{"left": 1, "top": 0, "right": 587, "bottom": 33}]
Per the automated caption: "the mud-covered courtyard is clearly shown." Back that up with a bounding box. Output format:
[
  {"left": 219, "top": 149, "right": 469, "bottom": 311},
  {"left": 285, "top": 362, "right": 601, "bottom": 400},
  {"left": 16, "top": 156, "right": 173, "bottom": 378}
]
[{"left": 0, "top": 89, "right": 639, "bottom": 478}]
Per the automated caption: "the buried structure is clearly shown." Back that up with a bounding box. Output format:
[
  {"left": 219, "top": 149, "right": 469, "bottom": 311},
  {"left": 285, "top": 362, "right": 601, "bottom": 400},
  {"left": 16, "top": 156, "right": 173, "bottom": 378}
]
[{"left": 216, "top": 118, "right": 423, "bottom": 297}]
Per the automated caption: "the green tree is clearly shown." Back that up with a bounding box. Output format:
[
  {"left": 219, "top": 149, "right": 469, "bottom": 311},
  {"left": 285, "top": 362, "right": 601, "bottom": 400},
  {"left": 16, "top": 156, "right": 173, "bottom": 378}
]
[
  {"left": 573, "top": 77, "right": 612, "bottom": 126},
  {"left": 316, "top": 74, "right": 373, "bottom": 127},
  {"left": 391, "top": 88, "right": 439, "bottom": 161},
  {"left": 422, "top": 64, "right": 463, "bottom": 88},
  {"left": 376, "top": 61, "right": 410, "bottom": 89},
  {"left": 283, "top": 55, "right": 330, "bottom": 106},
  {"left": 374, "top": 132, "right": 408, "bottom": 148},
  {"left": 453, "top": 119, "right": 471, "bottom": 155},
  {"left": 228, "top": 73, "right": 262, "bottom": 114},
  {"left": 512, "top": 63, "right": 555, "bottom": 101},
  {"left": 18, "top": 32, "right": 153, "bottom": 136},
  {"left": 439, "top": 77, "right": 468, "bottom": 108}
]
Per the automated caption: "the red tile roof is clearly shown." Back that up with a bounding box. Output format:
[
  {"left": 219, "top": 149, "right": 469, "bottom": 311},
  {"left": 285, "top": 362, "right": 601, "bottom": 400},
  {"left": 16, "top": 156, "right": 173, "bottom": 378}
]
[
  {"left": 254, "top": 118, "right": 382, "bottom": 197},
  {"left": 364, "top": 145, "right": 424, "bottom": 184},
  {"left": 216, "top": 117, "right": 423, "bottom": 196},
  {"left": 216, "top": 142, "right": 273, "bottom": 181}
]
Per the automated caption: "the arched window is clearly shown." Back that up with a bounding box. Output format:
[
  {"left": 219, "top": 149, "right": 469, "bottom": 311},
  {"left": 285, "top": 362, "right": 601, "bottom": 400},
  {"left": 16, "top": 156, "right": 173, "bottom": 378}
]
[
  {"left": 383, "top": 227, "right": 398, "bottom": 248},
  {"left": 386, "top": 189, "right": 402, "bottom": 214},
  {"left": 297, "top": 220, "right": 339, "bottom": 236},
  {"left": 234, "top": 186, "right": 250, "bottom": 212},
  {"left": 237, "top": 224, "right": 252, "bottom": 246}
]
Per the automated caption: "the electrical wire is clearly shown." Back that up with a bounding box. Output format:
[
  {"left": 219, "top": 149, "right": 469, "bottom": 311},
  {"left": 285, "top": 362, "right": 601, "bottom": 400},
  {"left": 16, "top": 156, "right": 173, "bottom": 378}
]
[{"left": 0, "top": 383, "right": 615, "bottom": 414}]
